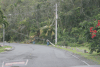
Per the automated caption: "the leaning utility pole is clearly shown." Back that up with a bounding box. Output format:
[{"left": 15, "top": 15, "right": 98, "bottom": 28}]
[{"left": 55, "top": 3, "right": 57, "bottom": 44}]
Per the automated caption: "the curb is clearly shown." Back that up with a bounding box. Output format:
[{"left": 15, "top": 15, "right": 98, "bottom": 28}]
[
  {"left": 5, "top": 46, "right": 15, "bottom": 51},
  {"left": 0, "top": 46, "right": 15, "bottom": 54}
]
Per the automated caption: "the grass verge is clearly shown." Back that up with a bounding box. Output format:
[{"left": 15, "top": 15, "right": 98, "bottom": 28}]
[
  {"left": 53, "top": 45, "right": 100, "bottom": 64},
  {"left": 0, "top": 45, "right": 12, "bottom": 53}
]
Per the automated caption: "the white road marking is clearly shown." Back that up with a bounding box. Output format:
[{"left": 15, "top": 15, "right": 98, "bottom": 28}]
[
  {"left": 2, "top": 62, "right": 4, "bottom": 67},
  {"left": 5, "top": 61, "right": 25, "bottom": 66},
  {"left": 68, "top": 52, "right": 90, "bottom": 66},
  {"left": 82, "top": 61, "right": 90, "bottom": 66},
  {"left": 52, "top": 45, "right": 90, "bottom": 66},
  {"left": 71, "top": 55, "right": 80, "bottom": 60},
  {"left": 25, "top": 59, "right": 28, "bottom": 65}
]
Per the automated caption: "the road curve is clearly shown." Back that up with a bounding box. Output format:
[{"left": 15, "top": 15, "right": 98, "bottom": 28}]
[{"left": 0, "top": 43, "right": 98, "bottom": 67}]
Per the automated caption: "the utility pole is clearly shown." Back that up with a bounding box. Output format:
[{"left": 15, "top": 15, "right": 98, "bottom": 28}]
[
  {"left": 3, "top": 24, "right": 5, "bottom": 46},
  {"left": 55, "top": 3, "right": 57, "bottom": 44}
]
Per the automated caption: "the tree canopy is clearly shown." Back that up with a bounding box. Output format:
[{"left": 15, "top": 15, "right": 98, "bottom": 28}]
[{"left": 1, "top": 0, "right": 100, "bottom": 53}]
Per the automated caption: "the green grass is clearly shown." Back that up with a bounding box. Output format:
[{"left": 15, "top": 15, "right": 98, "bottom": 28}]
[
  {"left": 54, "top": 45, "right": 100, "bottom": 64},
  {"left": 40, "top": 44, "right": 46, "bottom": 45},
  {"left": 0, "top": 46, "right": 12, "bottom": 53}
]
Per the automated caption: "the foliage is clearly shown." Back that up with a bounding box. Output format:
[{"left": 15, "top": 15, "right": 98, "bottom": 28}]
[
  {"left": 0, "top": 8, "right": 8, "bottom": 27},
  {"left": 1, "top": 0, "right": 100, "bottom": 54}
]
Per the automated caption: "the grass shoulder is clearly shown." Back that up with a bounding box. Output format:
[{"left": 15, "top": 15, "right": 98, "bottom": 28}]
[
  {"left": 0, "top": 45, "right": 12, "bottom": 53},
  {"left": 54, "top": 45, "right": 100, "bottom": 64}
]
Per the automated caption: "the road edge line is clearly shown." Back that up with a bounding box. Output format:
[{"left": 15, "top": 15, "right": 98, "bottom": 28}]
[{"left": 70, "top": 53, "right": 90, "bottom": 66}]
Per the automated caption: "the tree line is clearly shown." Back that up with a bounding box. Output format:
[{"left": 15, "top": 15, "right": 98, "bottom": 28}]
[{"left": 0, "top": 0, "right": 100, "bottom": 54}]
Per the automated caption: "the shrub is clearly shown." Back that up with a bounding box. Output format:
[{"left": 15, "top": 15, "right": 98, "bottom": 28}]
[
  {"left": 57, "top": 41, "right": 69, "bottom": 46},
  {"left": 57, "top": 41, "right": 63, "bottom": 46},
  {"left": 68, "top": 43, "right": 81, "bottom": 47},
  {"left": 78, "top": 37, "right": 84, "bottom": 44}
]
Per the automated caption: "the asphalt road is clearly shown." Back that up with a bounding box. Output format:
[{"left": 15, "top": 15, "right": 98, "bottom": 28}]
[{"left": 0, "top": 43, "right": 98, "bottom": 67}]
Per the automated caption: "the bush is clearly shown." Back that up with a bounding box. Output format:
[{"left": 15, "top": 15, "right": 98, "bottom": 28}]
[
  {"left": 78, "top": 37, "right": 84, "bottom": 44},
  {"left": 68, "top": 43, "right": 81, "bottom": 47},
  {"left": 57, "top": 41, "right": 63, "bottom": 46},
  {"left": 57, "top": 41, "right": 69, "bottom": 46},
  {"left": 69, "top": 38, "right": 76, "bottom": 43},
  {"left": 64, "top": 41, "right": 68, "bottom": 46},
  {"left": 84, "top": 42, "right": 90, "bottom": 47}
]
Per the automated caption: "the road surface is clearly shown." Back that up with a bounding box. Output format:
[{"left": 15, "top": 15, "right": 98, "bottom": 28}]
[{"left": 0, "top": 43, "right": 98, "bottom": 67}]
